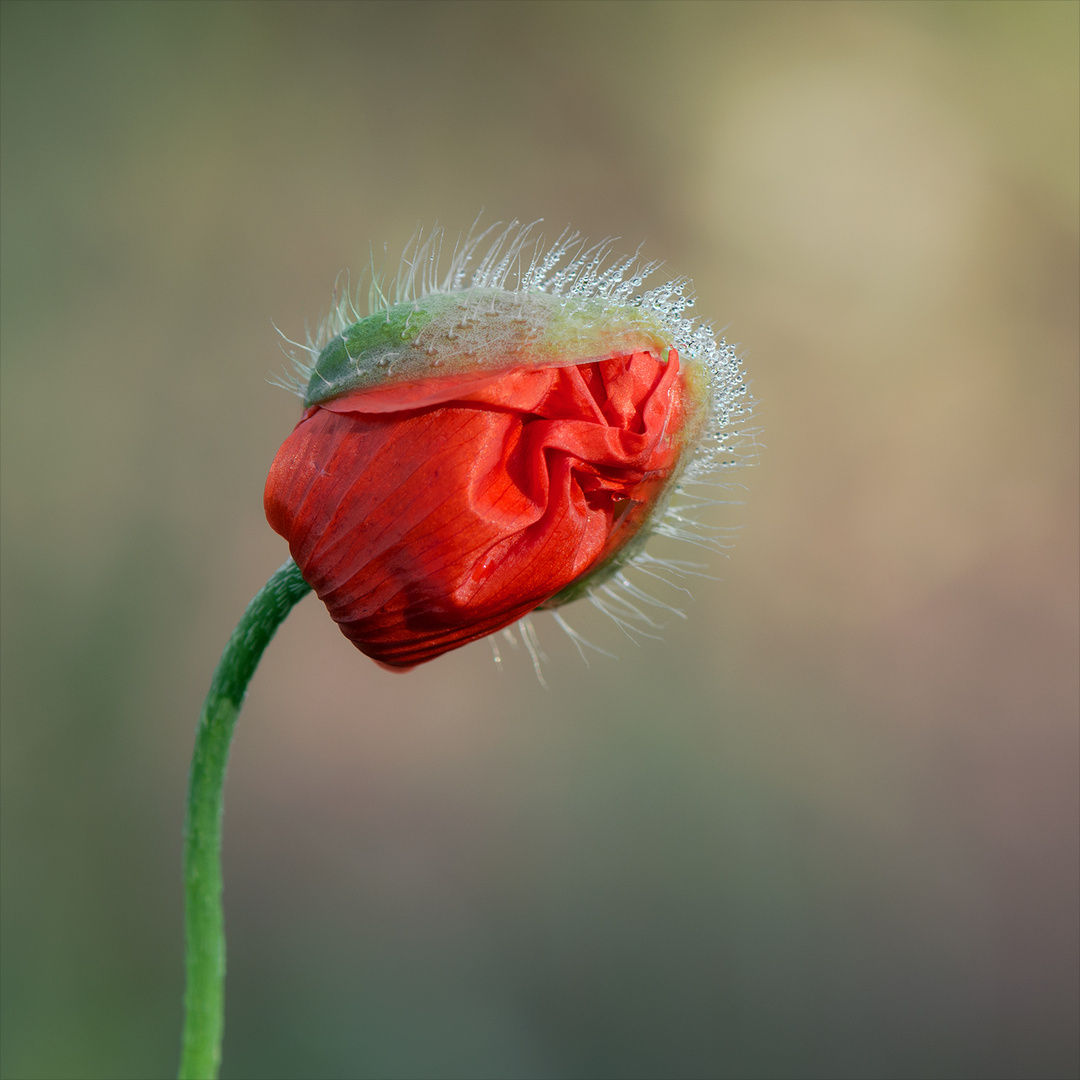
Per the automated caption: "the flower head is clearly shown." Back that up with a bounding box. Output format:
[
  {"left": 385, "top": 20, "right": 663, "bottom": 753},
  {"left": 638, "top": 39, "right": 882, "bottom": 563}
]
[{"left": 264, "top": 223, "right": 751, "bottom": 668}]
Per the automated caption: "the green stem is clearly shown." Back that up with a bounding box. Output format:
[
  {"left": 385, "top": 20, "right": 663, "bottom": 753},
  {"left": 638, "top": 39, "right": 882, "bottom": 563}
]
[{"left": 179, "top": 559, "right": 311, "bottom": 1080}]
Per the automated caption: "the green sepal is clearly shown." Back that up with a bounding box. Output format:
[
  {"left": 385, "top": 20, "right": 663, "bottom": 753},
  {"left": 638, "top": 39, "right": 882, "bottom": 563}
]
[{"left": 304, "top": 288, "right": 671, "bottom": 407}]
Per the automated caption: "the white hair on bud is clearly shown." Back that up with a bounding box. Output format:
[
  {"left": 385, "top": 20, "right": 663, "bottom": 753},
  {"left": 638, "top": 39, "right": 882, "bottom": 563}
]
[{"left": 271, "top": 219, "right": 759, "bottom": 676}]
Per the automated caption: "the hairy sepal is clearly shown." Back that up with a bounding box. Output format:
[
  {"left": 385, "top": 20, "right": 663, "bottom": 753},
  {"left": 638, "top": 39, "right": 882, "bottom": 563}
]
[{"left": 303, "top": 287, "right": 671, "bottom": 408}]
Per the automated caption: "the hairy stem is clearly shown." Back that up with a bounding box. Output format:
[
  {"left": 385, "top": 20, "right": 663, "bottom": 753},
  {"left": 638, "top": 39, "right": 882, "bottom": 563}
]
[{"left": 179, "top": 559, "right": 311, "bottom": 1080}]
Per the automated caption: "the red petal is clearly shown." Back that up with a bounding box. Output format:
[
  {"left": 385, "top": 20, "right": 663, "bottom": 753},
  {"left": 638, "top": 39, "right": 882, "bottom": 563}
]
[{"left": 264, "top": 352, "right": 687, "bottom": 666}]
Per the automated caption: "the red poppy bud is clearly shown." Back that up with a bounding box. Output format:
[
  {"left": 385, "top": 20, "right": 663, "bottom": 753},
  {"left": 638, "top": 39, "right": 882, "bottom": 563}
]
[{"left": 264, "top": 226, "right": 750, "bottom": 668}]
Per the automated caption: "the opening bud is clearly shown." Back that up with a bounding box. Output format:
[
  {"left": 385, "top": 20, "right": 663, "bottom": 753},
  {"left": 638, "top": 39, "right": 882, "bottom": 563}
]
[{"left": 264, "top": 225, "right": 750, "bottom": 667}]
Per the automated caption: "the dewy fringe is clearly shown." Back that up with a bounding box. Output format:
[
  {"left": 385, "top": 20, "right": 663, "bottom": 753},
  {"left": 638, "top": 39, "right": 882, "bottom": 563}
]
[{"left": 269, "top": 219, "right": 759, "bottom": 669}]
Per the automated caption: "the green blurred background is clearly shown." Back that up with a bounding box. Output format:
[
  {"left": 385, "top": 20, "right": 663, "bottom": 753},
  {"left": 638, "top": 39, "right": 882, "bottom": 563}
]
[{"left": 2, "top": 2, "right": 1077, "bottom": 1077}]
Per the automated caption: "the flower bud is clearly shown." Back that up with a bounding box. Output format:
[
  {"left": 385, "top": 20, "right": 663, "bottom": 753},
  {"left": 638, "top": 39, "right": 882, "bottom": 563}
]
[{"left": 264, "top": 226, "right": 750, "bottom": 668}]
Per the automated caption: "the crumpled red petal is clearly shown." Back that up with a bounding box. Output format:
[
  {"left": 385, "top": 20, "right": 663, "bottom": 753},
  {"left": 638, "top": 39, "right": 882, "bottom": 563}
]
[{"left": 264, "top": 350, "right": 686, "bottom": 667}]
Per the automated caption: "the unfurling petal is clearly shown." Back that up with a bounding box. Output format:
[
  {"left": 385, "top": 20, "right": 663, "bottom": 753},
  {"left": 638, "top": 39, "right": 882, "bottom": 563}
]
[{"left": 265, "top": 352, "right": 689, "bottom": 666}]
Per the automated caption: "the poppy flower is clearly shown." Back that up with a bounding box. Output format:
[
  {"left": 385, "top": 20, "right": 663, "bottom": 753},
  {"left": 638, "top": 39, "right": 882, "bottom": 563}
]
[{"left": 264, "top": 225, "right": 750, "bottom": 668}]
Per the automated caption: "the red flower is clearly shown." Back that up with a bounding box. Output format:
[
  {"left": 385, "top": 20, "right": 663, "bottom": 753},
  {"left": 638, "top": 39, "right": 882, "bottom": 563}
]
[
  {"left": 262, "top": 224, "right": 749, "bottom": 669},
  {"left": 265, "top": 349, "right": 692, "bottom": 667}
]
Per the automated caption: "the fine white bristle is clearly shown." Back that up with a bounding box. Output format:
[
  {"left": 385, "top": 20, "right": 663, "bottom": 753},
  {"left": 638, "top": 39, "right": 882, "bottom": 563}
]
[{"left": 274, "top": 219, "right": 757, "bottom": 678}]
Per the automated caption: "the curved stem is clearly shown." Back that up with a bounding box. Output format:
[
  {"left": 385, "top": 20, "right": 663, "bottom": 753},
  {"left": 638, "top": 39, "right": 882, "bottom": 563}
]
[{"left": 179, "top": 559, "right": 311, "bottom": 1080}]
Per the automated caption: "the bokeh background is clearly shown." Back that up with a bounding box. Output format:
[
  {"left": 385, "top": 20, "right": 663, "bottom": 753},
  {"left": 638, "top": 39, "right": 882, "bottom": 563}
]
[{"left": 2, "top": 2, "right": 1077, "bottom": 1078}]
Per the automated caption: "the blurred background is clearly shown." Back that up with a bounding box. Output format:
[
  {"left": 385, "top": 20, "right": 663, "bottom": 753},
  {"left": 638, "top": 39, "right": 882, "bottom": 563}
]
[{"left": 2, "top": 2, "right": 1077, "bottom": 1078}]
